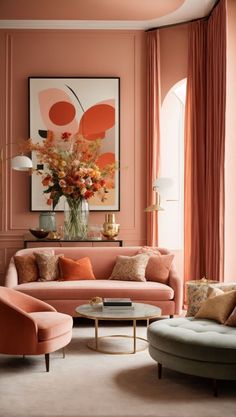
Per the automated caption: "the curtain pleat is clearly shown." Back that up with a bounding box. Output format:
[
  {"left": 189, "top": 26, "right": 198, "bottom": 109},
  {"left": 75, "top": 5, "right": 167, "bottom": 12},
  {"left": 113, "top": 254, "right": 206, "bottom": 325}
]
[
  {"left": 146, "top": 30, "right": 161, "bottom": 246},
  {"left": 184, "top": 0, "right": 226, "bottom": 283}
]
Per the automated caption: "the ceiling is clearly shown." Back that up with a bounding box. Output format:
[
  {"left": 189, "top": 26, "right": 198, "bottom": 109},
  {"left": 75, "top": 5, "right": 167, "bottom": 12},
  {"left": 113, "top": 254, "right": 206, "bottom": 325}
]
[{"left": 0, "top": 0, "right": 218, "bottom": 30}]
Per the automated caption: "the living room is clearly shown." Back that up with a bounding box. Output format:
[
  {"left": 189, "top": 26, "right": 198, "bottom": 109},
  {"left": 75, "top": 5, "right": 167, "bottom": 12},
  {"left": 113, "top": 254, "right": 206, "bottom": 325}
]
[{"left": 0, "top": 1, "right": 236, "bottom": 416}]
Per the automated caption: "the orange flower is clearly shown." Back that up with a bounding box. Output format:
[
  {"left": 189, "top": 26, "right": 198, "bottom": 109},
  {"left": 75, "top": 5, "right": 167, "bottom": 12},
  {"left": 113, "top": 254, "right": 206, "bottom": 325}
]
[{"left": 42, "top": 175, "right": 52, "bottom": 186}]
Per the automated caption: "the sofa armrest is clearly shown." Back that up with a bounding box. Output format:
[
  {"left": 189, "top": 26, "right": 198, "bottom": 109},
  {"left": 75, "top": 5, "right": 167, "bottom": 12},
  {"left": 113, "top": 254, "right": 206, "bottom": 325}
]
[
  {"left": 168, "top": 267, "right": 183, "bottom": 315},
  {"left": 4, "top": 257, "right": 18, "bottom": 288}
]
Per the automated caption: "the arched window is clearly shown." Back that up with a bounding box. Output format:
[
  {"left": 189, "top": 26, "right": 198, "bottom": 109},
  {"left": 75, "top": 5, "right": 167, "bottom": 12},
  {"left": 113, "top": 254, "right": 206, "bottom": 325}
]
[{"left": 158, "top": 79, "right": 186, "bottom": 250}]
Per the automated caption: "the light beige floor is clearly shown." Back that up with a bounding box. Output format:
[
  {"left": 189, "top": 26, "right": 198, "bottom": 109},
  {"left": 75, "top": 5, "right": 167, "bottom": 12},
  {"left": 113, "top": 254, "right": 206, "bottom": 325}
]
[{"left": 0, "top": 320, "right": 235, "bottom": 417}]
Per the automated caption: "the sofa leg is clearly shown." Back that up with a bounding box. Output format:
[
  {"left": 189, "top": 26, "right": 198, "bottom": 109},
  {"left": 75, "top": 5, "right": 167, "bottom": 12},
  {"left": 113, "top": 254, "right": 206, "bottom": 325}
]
[
  {"left": 169, "top": 315, "right": 174, "bottom": 318},
  {"left": 158, "top": 363, "right": 162, "bottom": 379},
  {"left": 62, "top": 347, "right": 66, "bottom": 358},
  {"left": 45, "top": 353, "right": 50, "bottom": 372},
  {"left": 213, "top": 379, "right": 218, "bottom": 397}
]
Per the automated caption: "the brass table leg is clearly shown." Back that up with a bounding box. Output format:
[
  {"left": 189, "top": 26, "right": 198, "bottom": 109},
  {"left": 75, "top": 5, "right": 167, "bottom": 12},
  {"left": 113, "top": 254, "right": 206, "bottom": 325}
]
[
  {"left": 95, "top": 318, "right": 99, "bottom": 350},
  {"left": 133, "top": 319, "right": 137, "bottom": 353}
]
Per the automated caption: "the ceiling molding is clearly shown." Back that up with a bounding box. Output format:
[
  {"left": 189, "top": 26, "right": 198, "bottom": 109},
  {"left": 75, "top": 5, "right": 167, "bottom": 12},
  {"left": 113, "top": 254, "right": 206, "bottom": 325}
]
[{"left": 0, "top": 0, "right": 217, "bottom": 31}]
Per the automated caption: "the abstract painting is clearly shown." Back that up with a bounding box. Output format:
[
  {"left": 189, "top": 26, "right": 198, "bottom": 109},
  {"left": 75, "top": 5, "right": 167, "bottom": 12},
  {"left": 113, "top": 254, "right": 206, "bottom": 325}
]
[{"left": 29, "top": 77, "right": 120, "bottom": 211}]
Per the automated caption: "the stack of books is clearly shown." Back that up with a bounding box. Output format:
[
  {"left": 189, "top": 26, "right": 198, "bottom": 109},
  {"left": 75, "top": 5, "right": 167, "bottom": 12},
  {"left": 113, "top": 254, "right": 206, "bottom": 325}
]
[{"left": 102, "top": 298, "right": 134, "bottom": 311}]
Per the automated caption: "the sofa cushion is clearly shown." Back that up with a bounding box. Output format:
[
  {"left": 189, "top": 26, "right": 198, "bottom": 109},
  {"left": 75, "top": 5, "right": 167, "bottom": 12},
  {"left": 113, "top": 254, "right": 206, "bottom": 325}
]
[
  {"left": 14, "top": 255, "right": 39, "bottom": 284},
  {"left": 147, "top": 317, "right": 236, "bottom": 363},
  {"left": 59, "top": 256, "right": 96, "bottom": 281},
  {"left": 29, "top": 311, "right": 73, "bottom": 341},
  {"left": 195, "top": 290, "right": 236, "bottom": 323},
  {"left": 109, "top": 254, "right": 149, "bottom": 282},
  {"left": 145, "top": 254, "right": 174, "bottom": 284},
  {"left": 14, "top": 279, "right": 174, "bottom": 302},
  {"left": 34, "top": 252, "right": 63, "bottom": 281}
]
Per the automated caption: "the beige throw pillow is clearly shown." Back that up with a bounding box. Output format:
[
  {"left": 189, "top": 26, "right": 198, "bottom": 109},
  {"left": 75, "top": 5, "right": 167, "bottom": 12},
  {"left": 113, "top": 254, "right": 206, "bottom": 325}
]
[
  {"left": 34, "top": 252, "right": 63, "bottom": 281},
  {"left": 225, "top": 306, "right": 236, "bottom": 326},
  {"left": 109, "top": 254, "right": 149, "bottom": 282},
  {"left": 195, "top": 290, "right": 236, "bottom": 323}
]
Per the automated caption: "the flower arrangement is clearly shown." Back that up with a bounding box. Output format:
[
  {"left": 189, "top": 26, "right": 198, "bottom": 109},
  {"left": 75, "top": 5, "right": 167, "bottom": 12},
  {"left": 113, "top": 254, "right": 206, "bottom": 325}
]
[
  {"left": 26, "top": 131, "right": 115, "bottom": 210},
  {"left": 26, "top": 131, "right": 116, "bottom": 239}
]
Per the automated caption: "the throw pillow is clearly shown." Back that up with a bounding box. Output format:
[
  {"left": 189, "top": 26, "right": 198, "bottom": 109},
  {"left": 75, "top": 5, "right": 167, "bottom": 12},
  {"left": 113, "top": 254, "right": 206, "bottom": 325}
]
[
  {"left": 137, "top": 246, "right": 161, "bottom": 257},
  {"left": 225, "top": 306, "right": 236, "bottom": 327},
  {"left": 59, "top": 256, "right": 96, "bottom": 281},
  {"left": 145, "top": 254, "right": 174, "bottom": 284},
  {"left": 195, "top": 290, "right": 236, "bottom": 323},
  {"left": 34, "top": 252, "right": 63, "bottom": 281},
  {"left": 109, "top": 254, "right": 149, "bottom": 282},
  {"left": 207, "top": 286, "right": 224, "bottom": 298},
  {"left": 14, "top": 255, "right": 38, "bottom": 284}
]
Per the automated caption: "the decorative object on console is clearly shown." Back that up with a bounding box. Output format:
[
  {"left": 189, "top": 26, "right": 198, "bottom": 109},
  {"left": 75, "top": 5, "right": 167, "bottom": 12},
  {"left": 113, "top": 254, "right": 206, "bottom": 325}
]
[
  {"left": 29, "top": 228, "right": 49, "bottom": 239},
  {"left": 39, "top": 211, "right": 56, "bottom": 232},
  {"left": 64, "top": 197, "right": 89, "bottom": 240},
  {"left": 102, "top": 213, "right": 120, "bottom": 239}
]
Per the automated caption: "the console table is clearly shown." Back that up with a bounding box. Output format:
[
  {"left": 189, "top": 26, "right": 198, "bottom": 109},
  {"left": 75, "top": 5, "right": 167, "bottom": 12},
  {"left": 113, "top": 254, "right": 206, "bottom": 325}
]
[{"left": 23, "top": 235, "right": 123, "bottom": 248}]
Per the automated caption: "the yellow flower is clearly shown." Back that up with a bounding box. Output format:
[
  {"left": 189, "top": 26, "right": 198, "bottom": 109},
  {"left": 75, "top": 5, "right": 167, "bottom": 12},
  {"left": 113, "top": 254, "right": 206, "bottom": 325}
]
[{"left": 58, "top": 171, "right": 65, "bottom": 178}]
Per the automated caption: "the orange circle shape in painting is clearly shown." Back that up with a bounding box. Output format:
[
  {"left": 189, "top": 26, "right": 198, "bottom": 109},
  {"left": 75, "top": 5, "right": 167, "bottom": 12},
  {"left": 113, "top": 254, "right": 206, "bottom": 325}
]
[
  {"left": 96, "top": 152, "right": 115, "bottom": 170},
  {"left": 79, "top": 104, "right": 115, "bottom": 141},
  {"left": 49, "top": 101, "right": 76, "bottom": 126}
]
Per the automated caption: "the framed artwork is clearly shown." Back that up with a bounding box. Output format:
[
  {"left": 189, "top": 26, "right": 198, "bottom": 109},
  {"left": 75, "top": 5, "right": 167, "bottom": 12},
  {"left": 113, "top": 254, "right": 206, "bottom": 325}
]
[{"left": 28, "top": 77, "right": 120, "bottom": 211}]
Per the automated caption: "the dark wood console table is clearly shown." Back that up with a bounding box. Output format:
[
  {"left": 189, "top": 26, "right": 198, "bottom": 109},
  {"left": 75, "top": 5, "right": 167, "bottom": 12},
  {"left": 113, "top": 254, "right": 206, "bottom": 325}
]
[{"left": 23, "top": 234, "right": 123, "bottom": 249}]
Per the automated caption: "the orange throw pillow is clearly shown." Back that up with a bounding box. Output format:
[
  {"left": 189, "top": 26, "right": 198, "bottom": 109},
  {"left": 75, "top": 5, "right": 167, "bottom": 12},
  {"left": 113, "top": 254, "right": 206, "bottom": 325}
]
[{"left": 59, "top": 256, "right": 96, "bottom": 281}]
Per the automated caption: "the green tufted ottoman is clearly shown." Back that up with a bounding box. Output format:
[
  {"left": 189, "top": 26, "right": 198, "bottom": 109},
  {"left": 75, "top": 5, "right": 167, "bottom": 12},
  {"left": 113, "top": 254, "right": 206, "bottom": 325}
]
[{"left": 147, "top": 317, "right": 236, "bottom": 395}]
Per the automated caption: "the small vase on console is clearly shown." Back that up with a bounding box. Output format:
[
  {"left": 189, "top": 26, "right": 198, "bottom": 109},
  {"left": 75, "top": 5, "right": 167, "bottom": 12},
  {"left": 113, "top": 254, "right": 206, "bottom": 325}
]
[{"left": 102, "top": 213, "right": 120, "bottom": 239}]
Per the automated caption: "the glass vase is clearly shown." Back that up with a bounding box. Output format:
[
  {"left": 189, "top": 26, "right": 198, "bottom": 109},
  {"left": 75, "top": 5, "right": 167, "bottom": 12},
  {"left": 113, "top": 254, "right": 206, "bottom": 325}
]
[{"left": 64, "top": 197, "right": 89, "bottom": 240}]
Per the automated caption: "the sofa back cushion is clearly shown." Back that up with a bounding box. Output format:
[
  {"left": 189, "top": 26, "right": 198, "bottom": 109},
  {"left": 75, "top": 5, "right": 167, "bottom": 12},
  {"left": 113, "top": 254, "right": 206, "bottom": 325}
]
[{"left": 13, "top": 247, "right": 173, "bottom": 281}]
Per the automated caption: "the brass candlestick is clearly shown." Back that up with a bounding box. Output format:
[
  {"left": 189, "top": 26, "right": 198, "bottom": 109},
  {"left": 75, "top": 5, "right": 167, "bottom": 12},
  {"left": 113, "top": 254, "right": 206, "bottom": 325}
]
[{"left": 102, "top": 213, "right": 120, "bottom": 239}]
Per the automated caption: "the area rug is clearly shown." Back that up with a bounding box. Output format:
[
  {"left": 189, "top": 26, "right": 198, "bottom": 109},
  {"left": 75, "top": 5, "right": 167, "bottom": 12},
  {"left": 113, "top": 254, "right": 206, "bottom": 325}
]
[{"left": 0, "top": 320, "right": 235, "bottom": 417}]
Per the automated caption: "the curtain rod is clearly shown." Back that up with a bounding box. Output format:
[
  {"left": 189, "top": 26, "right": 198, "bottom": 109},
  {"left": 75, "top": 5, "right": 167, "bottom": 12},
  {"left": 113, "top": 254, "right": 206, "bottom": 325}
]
[{"left": 145, "top": 0, "right": 221, "bottom": 32}]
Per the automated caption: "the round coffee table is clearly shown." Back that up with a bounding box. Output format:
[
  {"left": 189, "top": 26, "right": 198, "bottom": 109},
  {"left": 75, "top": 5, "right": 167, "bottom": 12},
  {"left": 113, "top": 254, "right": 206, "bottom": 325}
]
[{"left": 75, "top": 302, "right": 161, "bottom": 354}]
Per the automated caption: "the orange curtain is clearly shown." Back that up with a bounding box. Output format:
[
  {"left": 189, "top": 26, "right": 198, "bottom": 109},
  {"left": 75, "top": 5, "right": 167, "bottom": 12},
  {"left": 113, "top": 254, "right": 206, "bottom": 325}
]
[
  {"left": 146, "top": 30, "right": 161, "bottom": 246},
  {"left": 184, "top": 0, "right": 226, "bottom": 282}
]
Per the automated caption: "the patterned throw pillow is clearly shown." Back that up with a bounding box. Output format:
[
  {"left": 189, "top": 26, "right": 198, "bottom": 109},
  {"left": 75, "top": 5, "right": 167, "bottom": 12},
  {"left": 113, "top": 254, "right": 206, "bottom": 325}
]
[
  {"left": 14, "top": 255, "right": 38, "bottom": 284},
  {"left": 109, "top": 254, "right": 149, "bottom": 282},
  {"left": 195, "top": 290, "right": 236, "bottom": 323},
  {"left": 145, "top": 254, "right": 174, "bottom": 284},
  {"left": 34, "top": 252, "right": 63, "bottom": 281}
]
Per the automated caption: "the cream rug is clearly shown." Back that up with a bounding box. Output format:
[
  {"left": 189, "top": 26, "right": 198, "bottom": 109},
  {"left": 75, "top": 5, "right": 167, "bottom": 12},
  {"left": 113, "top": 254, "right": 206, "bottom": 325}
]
[{"left": 0, "top": 320, "right": 236, "bottom": 417}]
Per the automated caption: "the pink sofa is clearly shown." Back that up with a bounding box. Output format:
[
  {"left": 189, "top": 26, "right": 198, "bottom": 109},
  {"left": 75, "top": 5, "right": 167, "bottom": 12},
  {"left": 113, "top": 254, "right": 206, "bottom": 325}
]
[{"left": 5, "top": 246, "right": 183, "bottom": 317}]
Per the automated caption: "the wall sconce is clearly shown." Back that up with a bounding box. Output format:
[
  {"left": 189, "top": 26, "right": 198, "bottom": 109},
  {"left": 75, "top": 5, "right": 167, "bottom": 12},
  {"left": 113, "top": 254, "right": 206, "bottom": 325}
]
[
  {"left": 11, "top": 155, "right": 33, "bottom": 171},
  {"left": 0, "top": 147, "right": 33, "bottom": 172},
  {"left": 145, "top": 177, "right": 174, "bottom": 212}
]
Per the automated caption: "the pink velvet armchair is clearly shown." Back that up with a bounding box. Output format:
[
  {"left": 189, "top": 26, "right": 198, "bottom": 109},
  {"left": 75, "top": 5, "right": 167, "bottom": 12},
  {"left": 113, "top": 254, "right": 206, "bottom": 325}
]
[{"left": 0, "top": 286, "right": 73, "bottom": 371}]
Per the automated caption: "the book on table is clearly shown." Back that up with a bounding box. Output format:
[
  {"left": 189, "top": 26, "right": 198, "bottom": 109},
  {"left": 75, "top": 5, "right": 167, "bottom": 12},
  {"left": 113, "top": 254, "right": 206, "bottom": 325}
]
[{"left": 103, "top": 298, "right": 132, "bottom": 306}]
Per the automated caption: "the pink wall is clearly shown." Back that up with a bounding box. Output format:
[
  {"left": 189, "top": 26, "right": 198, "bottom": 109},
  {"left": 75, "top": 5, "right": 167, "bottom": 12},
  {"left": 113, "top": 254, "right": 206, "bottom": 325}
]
[
  {"left": 0, "top": 20, "right": 188, "bottom": 284},
  {"left": 224, "top": 0, "right": 236, "bottom": 281},
  {"left": 160, "top": 24, "right": 188, "bottom": 103},
  {"left": 0, "top": 29, "right": 147, "bottom": 284}
]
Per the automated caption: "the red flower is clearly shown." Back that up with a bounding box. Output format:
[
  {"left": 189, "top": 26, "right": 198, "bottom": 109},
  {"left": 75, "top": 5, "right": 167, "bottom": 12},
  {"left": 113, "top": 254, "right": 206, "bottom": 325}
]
[{"left": 61, "top": 132, "right": 72, "bottom": 141}]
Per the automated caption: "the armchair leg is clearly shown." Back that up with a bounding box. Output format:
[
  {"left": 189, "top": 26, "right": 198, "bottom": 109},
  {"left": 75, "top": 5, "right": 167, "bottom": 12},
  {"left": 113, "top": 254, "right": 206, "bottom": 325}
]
[
  {"left": 45, "top": 353, "right": 50, "bottom": 372},
  {"left": 158, "top": 363, "right": 162, "bottom": 379}
]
